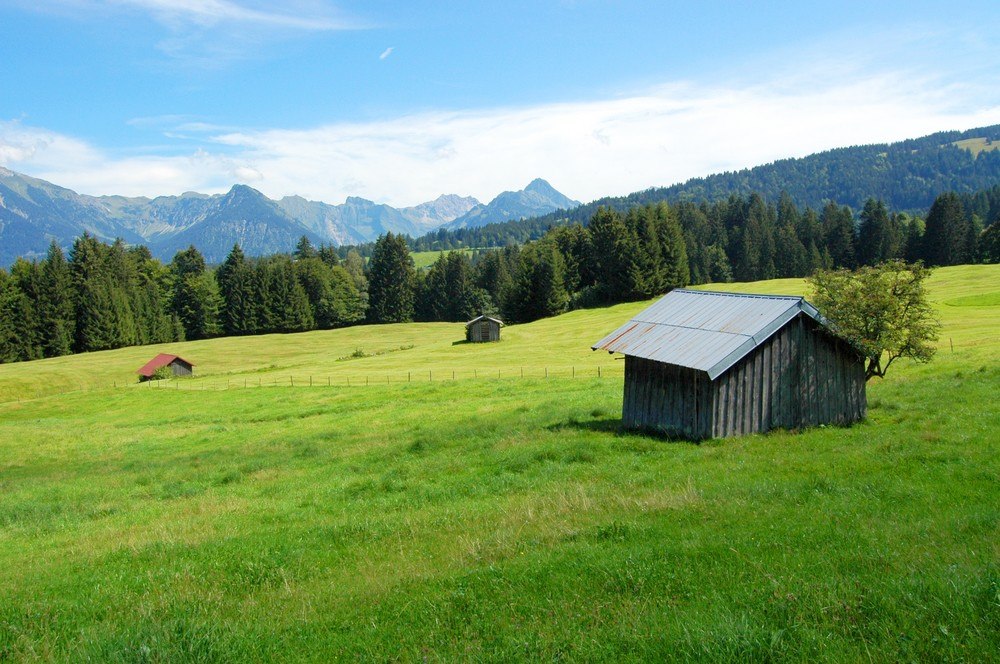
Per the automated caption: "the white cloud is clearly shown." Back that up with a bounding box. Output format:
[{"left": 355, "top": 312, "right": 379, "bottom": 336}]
[
  {"left": 117, "top": 0, "right": 354, "bottom": 30},
  {"left": 379, "top": 46, "right": 394, "bottom": 60},
  {"left": 11, "top": 0, "right": 360, "bottom": 65},
  {"left": 2, "top": 69, "right": 998, "bottom": 206}
]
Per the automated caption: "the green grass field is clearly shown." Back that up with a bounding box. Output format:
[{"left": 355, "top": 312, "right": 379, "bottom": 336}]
[
  {"left": 952, "top": 137, "right": 1000, "bottom": 157},
  {"left": 0, "top": 265, "right": 997, "bottom": 661},
  {"left": 410, "top": 248, "right": 476, "bottom": 270}
]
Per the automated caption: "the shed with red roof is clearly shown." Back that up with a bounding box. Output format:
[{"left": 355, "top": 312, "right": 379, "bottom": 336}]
[{"left": 137, "top": 353, "right": 194, "bottom": 381}]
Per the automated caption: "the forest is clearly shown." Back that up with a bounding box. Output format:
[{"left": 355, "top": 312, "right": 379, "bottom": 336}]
[{"left": 1, "top": 187, "right": 998, "bottom": 365}]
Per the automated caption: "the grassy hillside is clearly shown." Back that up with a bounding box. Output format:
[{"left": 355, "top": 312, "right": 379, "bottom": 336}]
[
  {"left": 953, "top": 137, "right": 1000, "bottom": 157},
  {"left": 410, "top": 248, "right": 475, "bottom": 269},
  {"left": 0, "top": 265, "right": 997, "bottom": 660}
]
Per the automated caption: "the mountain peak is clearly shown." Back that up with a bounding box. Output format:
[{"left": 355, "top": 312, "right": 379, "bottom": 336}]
[
  {"left": 225, "top": 183, "right": 264, "bottom": 198},
  {"left": 443, "top": 179, "right": 580, "bottom": 230},
  {"left": 524, "top": 178, "right": 556, "bottom": 194}
]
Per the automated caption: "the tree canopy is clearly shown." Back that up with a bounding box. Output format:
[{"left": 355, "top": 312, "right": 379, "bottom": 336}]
[{"left": 809, "top": 261, "right": 940, "bottom": 381}]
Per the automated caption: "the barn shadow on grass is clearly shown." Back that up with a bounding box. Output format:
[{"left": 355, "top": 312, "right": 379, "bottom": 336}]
[{"left": 547, "top": 417, "right": 703, "bottom": 444}]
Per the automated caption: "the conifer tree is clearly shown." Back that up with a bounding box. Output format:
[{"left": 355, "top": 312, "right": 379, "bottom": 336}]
[
  {"left": 39, "top": 241, "right": 74, "bottom": 357},
  {"left": 367, "top": 232, "right": 415, "bottom": 323},
  {"left": 217, "top": 244, "right": 258, "bottom": 335},
  {"left": 857, "top": 198, "right": 894, "bottom": 266},
  {"left": 821, "top": 202, "right": 856, "bottom": 268},
  {"left": 294, "top": 236, "right": 318, "bottom": 260},
  {"left": 170, "top": 246, "right": 219, "bottom": 340},
  {"left": 922, "top": 192, "right": 970, "bottom": 266},
  {"left": 652, "top": 203, "right": 690, "bottom": 290},
  {"left": 70, "top": 234, "right": 117, "bottom": 352},
  {"left": 589, "top": 207, "right": 643, "bottom": 301},
  {"left": 326, "top": 266, "right": 366, "bottom": 326},
  {"left": 502, "top": 241, "right": 568, "bottom": 322}
]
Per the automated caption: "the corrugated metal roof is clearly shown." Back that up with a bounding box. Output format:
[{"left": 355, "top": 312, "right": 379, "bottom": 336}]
[
  {"left": 591, "top": 289, "right": 824, "bottom": 380},
  {"left": 136, "top": 353, "right": 194, "bottom": 377}
]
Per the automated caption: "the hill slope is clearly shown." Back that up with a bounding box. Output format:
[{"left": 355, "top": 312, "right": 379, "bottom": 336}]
[
  {"left": 0, "top": 266, "right": 995, "bottom": 659},
  {"left": 415, "top": 125, "right": 1000, "bottom": 249}
]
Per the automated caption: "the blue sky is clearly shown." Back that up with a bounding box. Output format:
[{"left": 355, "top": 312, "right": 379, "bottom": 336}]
[{"left": 1, "top": 1, "right": 998, "bottom": 206}]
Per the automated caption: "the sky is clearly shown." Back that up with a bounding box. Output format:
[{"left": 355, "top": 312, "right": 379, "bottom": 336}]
[{"left": 1, "top": 1, "right": 999, "bottom": 207}]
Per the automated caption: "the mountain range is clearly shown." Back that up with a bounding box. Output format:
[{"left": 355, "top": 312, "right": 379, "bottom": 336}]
[{"left": 0, "top": 170, "right": 579, "bottom": 264}]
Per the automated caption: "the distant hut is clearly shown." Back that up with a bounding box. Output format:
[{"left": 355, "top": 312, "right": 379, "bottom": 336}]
[
  {"left": 592, "top": 289, "right": 866, "bottom": 439},
  {"left": 137, "top": 353, "right": 194, "bottom": 381},
  {"left": 465, "top": 315, "right": 503, "bottom": 343}
]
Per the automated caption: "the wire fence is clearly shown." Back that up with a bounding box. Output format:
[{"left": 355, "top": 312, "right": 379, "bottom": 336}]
[
  {"left": 1, "top": 364, "right": 626, "bottom": 403},
  {"left": 139, "top": 364, "right": 625, "bottom": 391}
]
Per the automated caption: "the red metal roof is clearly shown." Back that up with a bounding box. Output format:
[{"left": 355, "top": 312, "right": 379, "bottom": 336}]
[{"left": 136, "top": 353, "right": 194, "bottom": 377}]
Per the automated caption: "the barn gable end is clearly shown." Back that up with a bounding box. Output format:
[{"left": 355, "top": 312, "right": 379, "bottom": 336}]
[
  {"left": 465, "top": 315, "right": 503, "bottom": 343},
  {"left": 137, "top": 353, "right": 194, "bottom": 380}
]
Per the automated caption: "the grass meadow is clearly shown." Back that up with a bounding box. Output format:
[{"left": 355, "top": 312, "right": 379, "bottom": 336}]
[{"left": 0, "top": 265, "right": 997, "bottom": 661}]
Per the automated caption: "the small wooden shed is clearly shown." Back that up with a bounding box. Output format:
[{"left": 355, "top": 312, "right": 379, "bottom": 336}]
[
  {"left": 137, "top": 353, "right": 194, "bottom": 381},
  {"left": 465, "top": 315, "right": 503, "bottom": 343},
  {"left": 592, "top": 289, "right": 866, "bottom": 439}
]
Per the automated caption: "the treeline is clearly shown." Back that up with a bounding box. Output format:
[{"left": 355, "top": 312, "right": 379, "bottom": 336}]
[
  {"left": 2, "top": 189, "right": 997, "bottom": 364},
  {"left": 0, "top": 236, "right": 368, "bottom": 364},
  {"left": 402, "top": 182, "right": 1000, "bottom": 255}
]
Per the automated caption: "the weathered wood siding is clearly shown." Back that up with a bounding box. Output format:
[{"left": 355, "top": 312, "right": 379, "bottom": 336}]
[
  {"left": 467, "top": 320, "right": 500, "bottom": 342},
  {"left": 169, "top": 360, "right": 193, "bottom": 377},
  {"left": 621, "top": 313, "right": 866, "bottom": 439},
  {"left": 622, "top": 356, "right": 713, "bottom": 438}
]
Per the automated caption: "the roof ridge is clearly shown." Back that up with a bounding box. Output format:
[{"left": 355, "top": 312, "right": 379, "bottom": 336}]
[{"left": 675, "top": 288, "right": 804, "bottom": 301}]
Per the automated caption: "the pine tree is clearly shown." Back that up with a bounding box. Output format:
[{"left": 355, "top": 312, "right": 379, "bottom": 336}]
[
  {"left": 922, "top": 192, "right": 970, "bottom": 266},
  {"left": 294, "top": 236, "right": 318, "bottom": 260},
  {"left": 39, "top": 241, "right": 74, "bottom": 357},
  {"left": 857, "top": 198, "right": 894, "bottom": 266},
  {"left": 821, "top": 202, "right": 856, "bottom": 268},
  {"left": 588, "top": 207, "right": 643, "bottom": 301},
  {"left": 625, "top": 206, "right": 664, "bottom": 297},
  {"left": 652, "top": 203, "right": 690, "bottom": 289},
  {"left": 326, "top": 266, "right": 366, "bottom": 326},
  {"left": 502, "top": 241, "right": 568, "bottom": 323},
  {"left": 70, "top": 234, "right": 116, "bottom": 352},
  {"left": 217, "top": 245, "right": 257, "bottom": 335},
  {"left": 367, "top": 232, "right": 415, "bottom": 323},
  {"left": 317, "top": 244, "right": 340, "bottom": 267},
  {"left": 979, "top": 222, "right": 1000, "bottom": 263},
  {"left": 9, "top": 259, "right": 45, "bottom": 360},
  {"left": 0, "top": 267, "right": 41, "bottom": 362},
  {"left": 170, "top": 246, "right": 219, "bottom": 340}
]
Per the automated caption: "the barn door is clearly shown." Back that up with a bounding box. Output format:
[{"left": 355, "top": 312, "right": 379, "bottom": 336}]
[{"left": 479, "top": 324, "right": 490, "bottom": 342}]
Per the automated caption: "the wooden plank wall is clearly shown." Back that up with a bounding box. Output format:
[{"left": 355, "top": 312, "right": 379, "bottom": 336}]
[
  {"left": 623, "top": 356, "right": 712, "bottom": 439},
  {"left": 468, "top": 321, "right": 500, "bottom": 342},
  {"left": 621, "top": 314, "right": 866, "bottom": 439},
  {"left": 710, "top": 315, "right": 866, "bottom": 437}
]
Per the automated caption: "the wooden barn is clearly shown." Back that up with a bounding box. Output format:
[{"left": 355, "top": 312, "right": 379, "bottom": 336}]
[
  {"left": 465, "top": 315, "right": 503, "bottom": 343},
  {"left": 137, "top": 353, "right": 194, "bottom": 381},
  {"left": 592, "top": 289, "right": 866, "bottom": 439}
]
